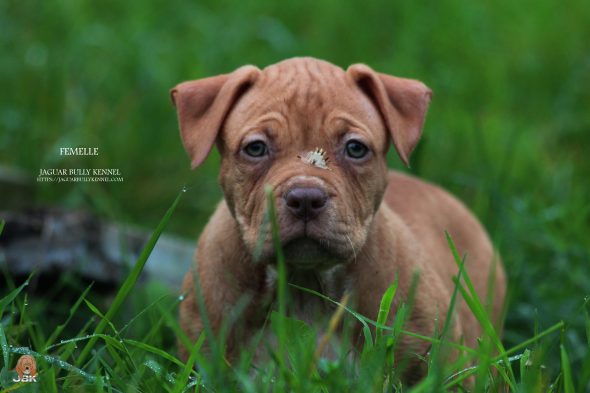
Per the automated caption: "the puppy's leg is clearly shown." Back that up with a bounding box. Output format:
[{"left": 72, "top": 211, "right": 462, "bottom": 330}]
[
  {"left": 351, "top": 206, "right": 468, "bottom": 380},
  {"left": 178, "top": 271, "right": 202, "bottom": 362},
  {"left": 178, "top": 203, "right": 268, "bottom": 362}
]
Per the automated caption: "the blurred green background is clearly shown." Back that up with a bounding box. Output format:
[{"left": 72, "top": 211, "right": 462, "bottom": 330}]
[{"left": 1, "top": 0, "right": 589, "bottom": 372}]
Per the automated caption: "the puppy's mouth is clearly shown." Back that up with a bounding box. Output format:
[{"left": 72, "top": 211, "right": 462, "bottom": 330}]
[
  {"left": 248, "top": 208, "right": 363, "bottom": 269},
  {"left": 282, "top": 237, "right": 337, "bottom": 270}
]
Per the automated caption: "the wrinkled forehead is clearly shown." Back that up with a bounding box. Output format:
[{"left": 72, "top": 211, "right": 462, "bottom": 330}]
[
  {"left": 223, "top": 60, "right": 386, "bottom": 146},
  {"left": 257, "top": 59, "right": 348, "bottom": 107}
]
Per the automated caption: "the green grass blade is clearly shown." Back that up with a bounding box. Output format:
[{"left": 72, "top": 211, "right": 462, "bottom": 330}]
[
  {"left": 560, "top": 343, "right": 575, "bottom": 393},
  {"left": 83, "top": 299, "right": 119, "bottom": 336},
  {"left": 264, "top": 185, "right": 290, "bottom": 383},
  {"left": 501, "top": 321, "right": 564, "bottom": 359},
  {"left": 445, "top": 232, "right": 516, "bottom": 384},
  {"left": 288, "top": 283, "right": 373, "bottom": 343},
  {"left": 81, "top": 298, "right": 137, "bottom": 373},
  {"left": 46, "top": 333, "right": 126, "bottom": 352},
  {"left": 76, "top": 189, "right": 184, "bottom": 367},
  {"left": 172, "top": 332, "right": 205, "bottom": 393},
  {"left": 156, "top": 300, "right": 204, "bottom": 376},
  {"left": 264, "top": 185, "right": 286, "bottom": 317},
  {"left": 519, "top": 349, "right": 531, "bottom": 386},
  {"left": 9, "top": 346, "right": 104, "bottom": 383},
  {"left": 123, "top": 339, "right": 186, "bottom": 368},
  {"left": 428, "top": 255, "right": 466, "bottom": 383},
  {"left": 290, "top": 282, "right": 476, "bottom": 357},
  {"left": 578, "top": 303, "right": 590, "bottom": 393},
  {"left": 444, "top": 321, "right": 565, "bottom": 388},
  {"left": 45, "top": 283, "right": 93, "bottom": 348},
  {"left": 120, "top": 293, "right": 170, "bottom": 335},
  {"left": 0, "top": 324, "right": 8, "bottom": 369},
  {"left": 0, "top": 216, "right": 4, "bottom": 370},
  {"left": 440, "top": 255, "right": 464, "bottom": 342},
  {"left": 0, "top": 279, "right": 29, "bottom": 319},
  {"left": 293, "top": 282, "right": 475, "bottom": 360},
  {"left": 376, "top": 279, "right": 398, "bottom": 341}
]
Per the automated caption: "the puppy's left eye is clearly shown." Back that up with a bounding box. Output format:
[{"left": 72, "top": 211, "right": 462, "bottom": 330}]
[
  {"left": 345, "top": 140, "right": 369, "bottom": 159},
  {"left": 243, "top": 141, "right": 268, "bottom": 158}
]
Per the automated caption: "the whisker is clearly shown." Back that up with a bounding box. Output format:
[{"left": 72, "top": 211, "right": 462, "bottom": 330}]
[{"left": 345, "top": 234, "right": 357, "bottom": 263}]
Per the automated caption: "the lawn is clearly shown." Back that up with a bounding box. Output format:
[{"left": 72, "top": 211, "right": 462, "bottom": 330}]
[{"left": 1, "top": 0, "right": 590, "bottom": 391}]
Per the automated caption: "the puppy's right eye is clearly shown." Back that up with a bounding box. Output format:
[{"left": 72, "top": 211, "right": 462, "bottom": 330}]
[
  {"left": 345, "top": 140, "right": 369, "bottom": 159},
  {"left": 243, "top": 141, "right": 268, "bottom": 158}
]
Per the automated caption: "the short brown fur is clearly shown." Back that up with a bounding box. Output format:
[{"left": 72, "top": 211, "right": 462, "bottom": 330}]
[{"left": 172, "top": 57, "right": 506, "bottom": 380}]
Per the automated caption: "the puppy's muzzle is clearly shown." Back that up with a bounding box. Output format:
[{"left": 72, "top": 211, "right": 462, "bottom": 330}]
[{"left": 284, "top": 187, "right": 328, "bottom": 221}]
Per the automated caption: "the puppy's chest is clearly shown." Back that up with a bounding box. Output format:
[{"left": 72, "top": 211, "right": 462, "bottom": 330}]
[{"left": 264, "top": 265, "right": 350, "bottom": 327}]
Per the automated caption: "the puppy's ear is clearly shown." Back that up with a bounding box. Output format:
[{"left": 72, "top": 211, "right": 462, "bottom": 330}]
[
  {"left": 347, "top": 64, "right": 432, "bottom": 167},
  {"left": 171, "top": 65, "right": 261, "bottom": 169}
]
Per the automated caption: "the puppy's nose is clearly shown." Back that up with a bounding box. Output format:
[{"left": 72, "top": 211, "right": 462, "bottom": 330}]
[{"left": 284, "top": 187, "right": 328, "bottom": 220}]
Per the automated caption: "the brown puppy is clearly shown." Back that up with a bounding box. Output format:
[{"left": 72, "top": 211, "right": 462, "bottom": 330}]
[{"left": 172, "top": 57, "right": 506, "bottom": 377}]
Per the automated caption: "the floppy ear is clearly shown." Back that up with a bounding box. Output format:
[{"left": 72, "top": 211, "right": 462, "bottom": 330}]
[
  {"left": 170, "top": 65, "right": 261, "bottom": 169},
  {"left": 347, "top": 64, "right": 432, "bottom": 167}
]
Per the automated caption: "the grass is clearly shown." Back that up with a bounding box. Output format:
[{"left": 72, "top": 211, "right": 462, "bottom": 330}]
[
  {"left": 0, "top": 190, "right": 589, "bottom": 391},
  {"left": 1, "top": 0, "right": 590, "bottom": 391}
]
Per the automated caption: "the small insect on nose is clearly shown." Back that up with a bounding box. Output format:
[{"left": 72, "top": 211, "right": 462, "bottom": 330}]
[{"left": 284, "top": 187, "right": 328, "bottom": 221}]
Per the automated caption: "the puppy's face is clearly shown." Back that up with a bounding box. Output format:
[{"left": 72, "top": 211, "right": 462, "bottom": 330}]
[
  {"left": 172, "top": 58, "right": 431, "bottom": 270},
  {"left": 218, "top": 61, "right": 389, "bottom": 268}
]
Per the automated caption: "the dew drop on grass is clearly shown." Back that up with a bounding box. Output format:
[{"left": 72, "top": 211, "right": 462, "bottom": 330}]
[{"left": 166, "top": 373, "right": 176, "bottom": 383}]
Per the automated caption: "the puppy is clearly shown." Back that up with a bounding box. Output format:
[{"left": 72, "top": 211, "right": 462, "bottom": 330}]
[{"left": 172, "top": 57, "right": 506, "bottom": 378}]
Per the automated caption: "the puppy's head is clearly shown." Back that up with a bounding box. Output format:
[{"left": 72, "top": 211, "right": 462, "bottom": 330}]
[{"left": 172, "top": 58, "right": 431, "bottom": 270}]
